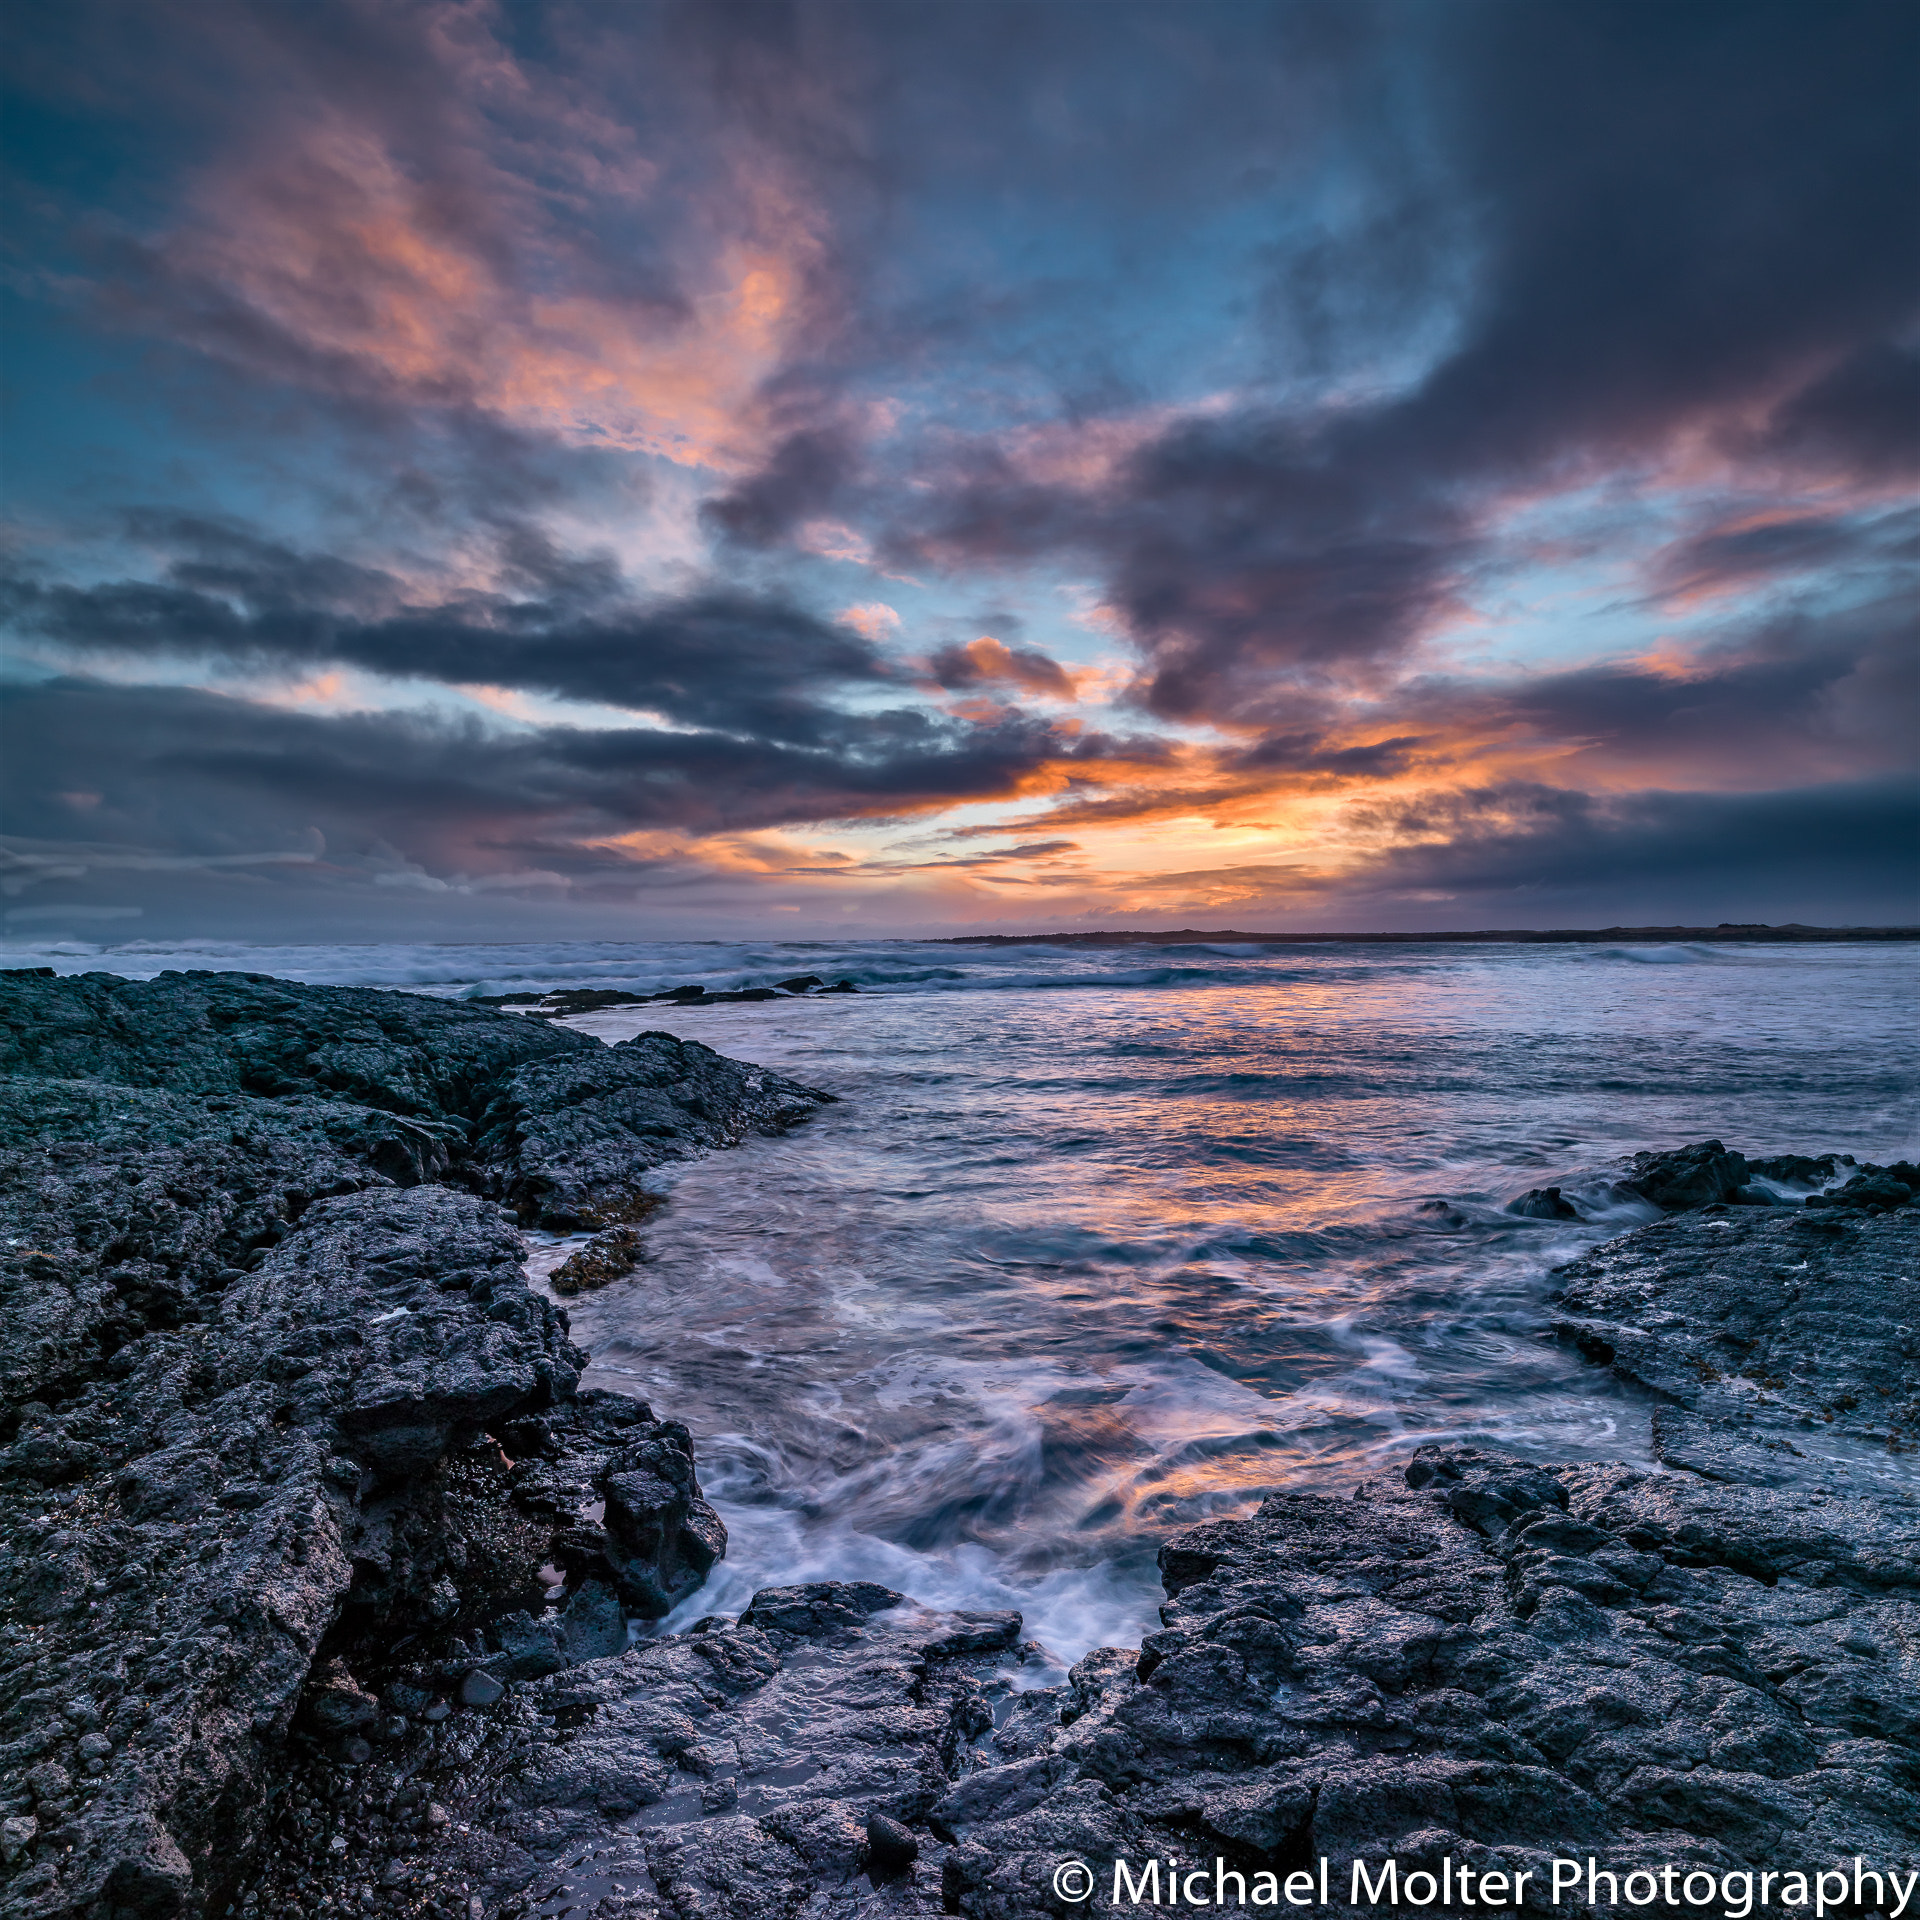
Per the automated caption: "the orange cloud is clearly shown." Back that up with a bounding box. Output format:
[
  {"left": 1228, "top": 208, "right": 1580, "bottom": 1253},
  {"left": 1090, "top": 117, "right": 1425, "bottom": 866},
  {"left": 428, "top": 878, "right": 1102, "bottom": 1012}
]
[
  {"left": 837, "top": 602, "right": 902, "bottom": 640},
  {"left": 928, "top": 636, "right": 1082, "bottom": 699},
  {"left": 159, "top": 104, "right": 822, "bottom": 472}
]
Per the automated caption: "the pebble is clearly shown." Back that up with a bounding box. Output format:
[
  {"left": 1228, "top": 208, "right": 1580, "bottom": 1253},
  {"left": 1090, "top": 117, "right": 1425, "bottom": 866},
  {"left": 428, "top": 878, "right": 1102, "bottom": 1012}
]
[{"left": 456, "top": 1670, "right": 505, "bottom": 1708}]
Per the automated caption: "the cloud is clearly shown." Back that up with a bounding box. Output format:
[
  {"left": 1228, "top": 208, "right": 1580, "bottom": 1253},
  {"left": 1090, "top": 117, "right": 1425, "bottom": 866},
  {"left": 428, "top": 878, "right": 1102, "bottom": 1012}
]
[
  {"left": 0, "top": 674, "right": 1165, "bottom": 878},
  {"left": 1648, "top": 507, "right": 1919, "bottom": 606},
  {"left": 1737, "top": 342, "right": 1920, "bottom": 483},
  {"left": 1340, "top": 778, "right": 1920, "bottom": 921},
  {"left": 3, "top": 517, "right": 905, "bottom": 745},
  {"left": 3, "top": 0, "right": 1914, "bottom": 936},
  {"left": 54, "top": 3, "right": 834, "bottom": 472},
  {"left": 862, "top": 1, "right": 1920, "bottom": 729},
  {"left": 926, "top": 636, "right": 1078, "bottom": 699},
  {"left": 703, "top": 425, "right": 859, "bottom": 541},
  {"left": 836, "top": 601, "right": 901, "bottom": 640}
]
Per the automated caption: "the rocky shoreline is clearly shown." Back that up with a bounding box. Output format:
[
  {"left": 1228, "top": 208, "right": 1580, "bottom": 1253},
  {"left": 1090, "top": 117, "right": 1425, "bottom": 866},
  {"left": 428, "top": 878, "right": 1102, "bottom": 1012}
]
[
  {"left": 469, "top": 977, "right": 861, "bottom": 1021},
  {"left": 1, "top": 972, "right": 1915, "bottom": 1920}
]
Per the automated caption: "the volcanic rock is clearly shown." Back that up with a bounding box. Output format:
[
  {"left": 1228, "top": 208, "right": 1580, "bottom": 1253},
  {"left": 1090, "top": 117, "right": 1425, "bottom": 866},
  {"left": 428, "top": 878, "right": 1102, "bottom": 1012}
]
[
  {"left": 475, "top": 1029, "right": 834, "bottom": 1228},
  {"left": 0, "top": 971, "right": 826, "bottom": 1919},
  {"left": 217, "top": 1198, "right": 1920, "bottom": 1920},
  {"left": 228, "top": 1437, "right": 1920, "bottom": 1920},
  {"left": 548, "top": 1224, "right": 652, "bottom": 1297},
  {"left": 1618, "top": 1139, "right": 1752, "bottom": 1212},
  {"left": 1503, "top": 1185, "right": 1580, "bottom": 1219},
  {"left": 1550, "top": 1205, "right": 1920, "bottom": 1476},
  {"left": 8, "top": 984, "right": 1915, "bottom": 1920},
  {"left": 1802, "top": 1164, "right": 1919, "bottom": 1213}
]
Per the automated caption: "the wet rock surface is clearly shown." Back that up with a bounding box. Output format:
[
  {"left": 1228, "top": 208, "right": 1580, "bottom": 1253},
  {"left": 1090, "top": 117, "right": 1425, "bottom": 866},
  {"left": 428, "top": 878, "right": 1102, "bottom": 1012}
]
[
  {"left": 214, "top": 1442, "right": 1920, "bottom": 1920},
  {"left": 3, "top": 992, "right": 1915, "bottom": 1920},
  {"left": 214, "top": 1215, "right": 1917, "bottom": 1920},
  {"left": 0, "top": 970, "right": 834, "bottom": 1232},
  {"left": 1502, "top": 1138, "right": 1918, "bottom": 1226},
  {"left": 0, "top": 973, "right": 830, "bottom": 1920},
  {"left": 0, "top": 1180, "right": 586, "bottom": 1920},
  {"left": 481, "top": 1035, "right": 832, "bottom": 1230},
  {"left": 1550, "top": 1207, "right": 1920, "bottom": 1480}
]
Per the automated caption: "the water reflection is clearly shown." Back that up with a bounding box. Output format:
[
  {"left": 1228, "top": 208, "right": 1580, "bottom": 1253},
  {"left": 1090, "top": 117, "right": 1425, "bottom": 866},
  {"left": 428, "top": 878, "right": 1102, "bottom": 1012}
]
[{"left": 524, "top": 945, "right": 1915, "bottom": 1666}]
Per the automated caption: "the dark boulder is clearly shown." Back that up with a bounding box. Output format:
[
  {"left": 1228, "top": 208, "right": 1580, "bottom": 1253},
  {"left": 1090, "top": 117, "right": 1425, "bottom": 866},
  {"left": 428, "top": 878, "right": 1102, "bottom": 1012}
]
[
  {"left": 1503, "top": 1184, "right": 1580, "bottom": 1219},
  {"left": 477, "top": 1030, "right": 834, "bottom": 1229},
  {"left": 1620, "top": 1138, "right": 1751, "bottom": 1211},
  {"left": 865, "top": 1808, "right": 920, "bottom": 1874},
  {"left": 547, "top": 1222, "right": 652, "bottom": 1296},
  {"left": 1750, "top": 1152, "right": 1852, "bottom": 1186},
  {"left": 595, "top": 1423, "right": 728, "bottom": 1616},
  {"left": 740, "top": 1581, "right": 907, "bottom": 1638},
  {"left": 1806, "top": 1170, "right": 1915, "bottom": 1212}
]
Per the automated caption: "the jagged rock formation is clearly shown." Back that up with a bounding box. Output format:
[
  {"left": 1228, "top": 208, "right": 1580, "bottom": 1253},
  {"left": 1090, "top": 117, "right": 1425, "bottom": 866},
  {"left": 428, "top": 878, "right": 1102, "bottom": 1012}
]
[
  {"left": 1551, "top": 1207, "right": 1920, "bottom": 1479},
  {"left": 0, "top": 970, "right": 835, "bottom": 1233},
  {"left": 5, "top": 998, "right": 1915, "bottom": 1920},
  {"left": 217, "top": 1437, "right": 1920, "bottom": 1920},
  {"left": 211, "top": 1210, "right": 1919, "bottom": 1920},
  {"left": 0, "top": 972, "right": 832, "bottom": 1920},
  {"left": 1505, "top": 1140, "right": 1918, "bottom": 1224}
]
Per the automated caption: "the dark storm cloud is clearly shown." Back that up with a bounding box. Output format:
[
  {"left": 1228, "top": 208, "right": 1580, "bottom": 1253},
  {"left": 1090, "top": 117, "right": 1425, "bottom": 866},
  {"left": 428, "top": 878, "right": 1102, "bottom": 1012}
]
[
  {"left": 0, "top": 676, "right": 1164, "bottom": 879},
  {"left": 702, "top": 427, "right": 859, "bottom": 547},
  {"left": 1345, "top": 780, "right": 1920, "bottom": 917},
  {"left": 1736, "top": 343, "right": 1920, "bottom": 484},
  {"left": 869, "top": 0, "right": 1919, "bottom": 723},
  {"left": 1233, "top": 732, "right": 1426, "bottom": 779},
  {"left": 926, "top": 637, "right": 1077, "bottom": 699},
  {"left": 1648, "top": 510, "right": 1920, "bottom": 605},
  {"left": 1495, "top": 596, "right": 1917, "bottom": 774},
  {"left": 1, "top": 518, "right": 902, "bottom": 746},
  {"left": 1112, "top": 778, "right": 1920, "bottom": 924}
]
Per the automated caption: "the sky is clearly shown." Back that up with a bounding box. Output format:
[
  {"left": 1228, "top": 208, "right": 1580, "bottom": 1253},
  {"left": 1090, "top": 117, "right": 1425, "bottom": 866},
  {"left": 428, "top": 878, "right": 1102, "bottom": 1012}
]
[{"left": 1, "top": 0, "right": 1915, "bottom": 944}]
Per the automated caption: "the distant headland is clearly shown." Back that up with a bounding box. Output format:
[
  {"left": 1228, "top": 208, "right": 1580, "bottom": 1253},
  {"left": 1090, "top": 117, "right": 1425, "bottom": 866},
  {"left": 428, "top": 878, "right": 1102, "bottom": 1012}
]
[{"left": 944, "top": 923, "right": 1920, "bottom": 946}]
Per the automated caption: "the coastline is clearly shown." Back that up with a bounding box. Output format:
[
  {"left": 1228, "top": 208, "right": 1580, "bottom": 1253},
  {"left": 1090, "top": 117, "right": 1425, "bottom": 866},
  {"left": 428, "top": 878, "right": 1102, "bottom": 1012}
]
[
  {"left": 940, "top": 929, "right": 1920, "bottom": 949},
  {"left": 1, "top": 973, "right": 1914, "bottom": 1920}
]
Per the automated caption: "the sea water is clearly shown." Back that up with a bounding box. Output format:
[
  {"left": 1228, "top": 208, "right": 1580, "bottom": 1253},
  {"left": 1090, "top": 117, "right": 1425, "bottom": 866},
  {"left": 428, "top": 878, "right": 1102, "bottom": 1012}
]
[{"left": 17, "top": 934, "right": 1918, "bottom": 1668}]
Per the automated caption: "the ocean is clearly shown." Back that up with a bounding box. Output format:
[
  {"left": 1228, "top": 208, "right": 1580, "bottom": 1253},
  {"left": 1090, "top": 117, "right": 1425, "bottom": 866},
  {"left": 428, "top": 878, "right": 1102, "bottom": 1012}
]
[{"left": 15, "top": 933, "right": 1918, "bottom": 1671}]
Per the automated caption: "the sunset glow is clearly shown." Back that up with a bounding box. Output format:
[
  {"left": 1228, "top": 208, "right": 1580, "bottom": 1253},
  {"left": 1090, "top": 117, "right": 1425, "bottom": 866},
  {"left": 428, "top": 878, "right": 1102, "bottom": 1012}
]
[{"left": 1, "top": 2, "right": 1913, "bottom": 941}]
